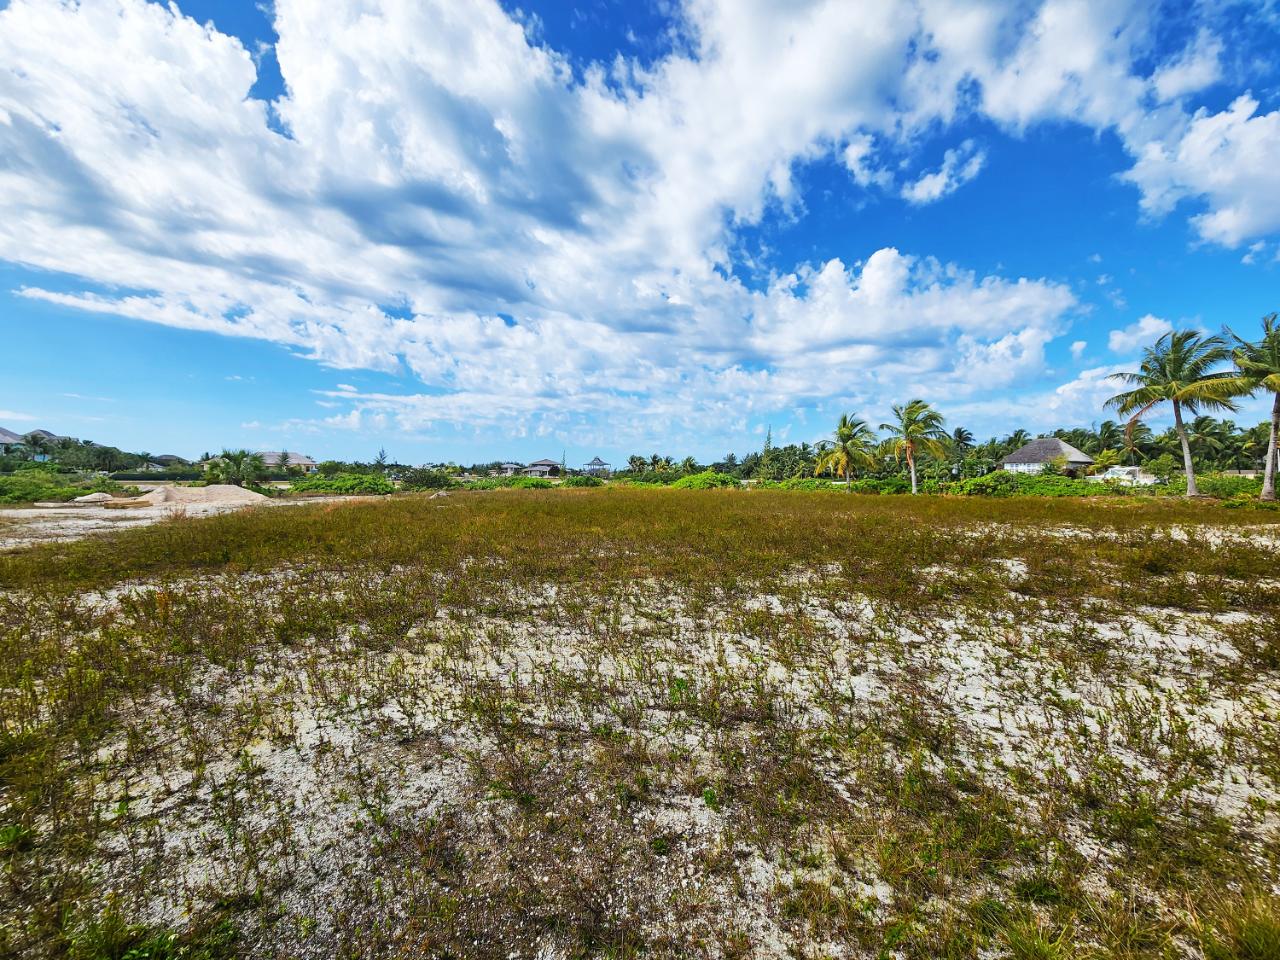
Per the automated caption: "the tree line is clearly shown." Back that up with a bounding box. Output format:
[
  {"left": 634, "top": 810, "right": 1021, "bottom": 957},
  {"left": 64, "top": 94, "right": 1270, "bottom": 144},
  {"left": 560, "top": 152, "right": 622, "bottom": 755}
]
[{"left": 622, "top": 313, "right": 1280, "bottom": 501}]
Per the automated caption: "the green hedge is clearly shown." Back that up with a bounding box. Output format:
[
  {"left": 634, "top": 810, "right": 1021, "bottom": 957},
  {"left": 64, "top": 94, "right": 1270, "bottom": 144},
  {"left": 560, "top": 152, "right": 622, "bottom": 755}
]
[
  {"left": 561, "top": 475, "right": 604, "bottom": 487},
  {"left": 953, "top": 471, "right": 1123, "bottom": 498},
  {"left": 289, "top": 473, "right": 395, "bottom": 495},
  {"left": 671, "top": 471, "right": 741, "bottom": 490},
  {"left": 465, "top": 476, "right": 555, "bottom": 490}
]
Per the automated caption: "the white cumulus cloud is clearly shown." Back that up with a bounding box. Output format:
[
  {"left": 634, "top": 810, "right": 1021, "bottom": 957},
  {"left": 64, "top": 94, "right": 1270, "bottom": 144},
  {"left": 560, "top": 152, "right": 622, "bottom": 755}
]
[{"left": 1108, "top": 314, "right": 1172, "bottom": 354}]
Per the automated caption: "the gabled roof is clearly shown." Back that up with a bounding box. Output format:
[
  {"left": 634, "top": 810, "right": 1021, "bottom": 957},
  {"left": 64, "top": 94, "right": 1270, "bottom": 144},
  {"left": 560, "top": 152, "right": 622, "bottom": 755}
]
[
  {"left": 258, "top": 451, "right": 317, "bottom": 466},
  {"left": 152, "top": 454, "right": 191, "bottom": 464},
  {"left": 1001, "top": 437, "right": 1094, "bottom": 465},
  {"left": 500, "top": 462, "right": 523, "bottom": 469},
  {"left": 527, "top": 458, "right": 560, "bottom": 467},
  {"left": 585, "top": 456, "right": 609, "bottom": 466}
]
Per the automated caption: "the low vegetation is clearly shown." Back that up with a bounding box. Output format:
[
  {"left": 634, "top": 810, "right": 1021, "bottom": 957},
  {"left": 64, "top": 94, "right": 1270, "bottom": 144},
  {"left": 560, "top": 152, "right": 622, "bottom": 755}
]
[
  {"left": 2, "top": 489, "right": 1279, "bottom": 958},
  {"left": 0, "top": 465, "right": 132, "bottom": 505}
]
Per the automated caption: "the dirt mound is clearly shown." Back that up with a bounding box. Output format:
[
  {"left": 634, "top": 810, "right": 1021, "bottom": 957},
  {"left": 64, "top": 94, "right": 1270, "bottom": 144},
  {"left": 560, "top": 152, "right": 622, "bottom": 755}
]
[
  {"left": 138, "top": 484, "right": 269, "bottom": 506},
  {"left": 73, "top": 492, "right": 114, "bottom": 503}
]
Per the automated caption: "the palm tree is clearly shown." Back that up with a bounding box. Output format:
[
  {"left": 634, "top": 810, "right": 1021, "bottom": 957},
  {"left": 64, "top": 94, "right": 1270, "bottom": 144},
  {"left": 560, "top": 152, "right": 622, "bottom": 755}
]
[
  {"left": 1221, "top": 313, "right": 1280, "bottom": 500},
  {"left": 679, "top": 456, "right": 699, "bottom": 475},
  {"left": 1095, "top": 420, "right": 1124, "bottom": 453},
  {"left": 880, "top": 399, "right": 947, "bottom": 494},
  {"left": 950, "top": 426, "right": 975, "bottom": 453},
  {"left": 206, "top": 449, "right": 267, "bottom": 487},
  {"left": 1106, "top": 330, "right": 1239, "bottom": 497},
  {"left": 814, "top": 414, "right": 878, "bottom": 484},
  {"left": 627, "top": 455, "right": 647, "bottom": 473},
  {"left": 1003, "top": 429, "right": 1031, "bottom": 454},
  {"left": 20, "top": 432, "right": 50, "bottom": 462}
]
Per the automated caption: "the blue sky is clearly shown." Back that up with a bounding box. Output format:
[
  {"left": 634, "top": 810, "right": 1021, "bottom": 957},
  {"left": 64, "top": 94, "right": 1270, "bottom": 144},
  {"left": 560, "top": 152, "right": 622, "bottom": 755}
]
[{"left": 1, "top": 0, "right": 1278, "bottom": 465}]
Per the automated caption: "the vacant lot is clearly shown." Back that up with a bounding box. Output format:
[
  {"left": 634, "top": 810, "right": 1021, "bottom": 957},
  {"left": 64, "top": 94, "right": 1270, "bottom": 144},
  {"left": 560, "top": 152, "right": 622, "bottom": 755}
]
[{"left": 2, "top": 490, "right": 1279, "bottom": 959}]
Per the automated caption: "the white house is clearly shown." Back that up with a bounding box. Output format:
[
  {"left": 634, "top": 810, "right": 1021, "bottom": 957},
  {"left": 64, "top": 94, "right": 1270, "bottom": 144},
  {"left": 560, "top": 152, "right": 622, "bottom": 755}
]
[
  {"left": 498, "top": 462, "right": 523, "bottom": 477},
  {"left": 1000, "top": 437, "right": 1094, "bottom": 477}
]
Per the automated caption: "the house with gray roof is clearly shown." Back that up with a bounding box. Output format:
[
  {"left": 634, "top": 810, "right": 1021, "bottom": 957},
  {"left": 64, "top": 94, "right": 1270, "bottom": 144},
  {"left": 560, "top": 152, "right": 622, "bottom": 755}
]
[
  {"left": 0, "top": 427, "right": 23, "bottom": 455},
  {"left": 523, "top": 458, "right": 561, "bottom": 478},
  {"left": 258, "top": 451, "right": 319, "bottom": 473},
  {"left": 1001, "top": 437, "right": 1094, "bottom": 477}
]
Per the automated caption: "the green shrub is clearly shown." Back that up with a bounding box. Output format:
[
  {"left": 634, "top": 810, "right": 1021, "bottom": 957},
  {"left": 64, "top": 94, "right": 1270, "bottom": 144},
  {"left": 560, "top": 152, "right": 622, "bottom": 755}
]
[
  {"left": 671, "top": 470, "right": 740, "bottom": 490},
  {"left": 955, "top": 471, "right": 1121, "bottom": 498},
  {"left": 1165, "top": 473, "right": 1262, "bottom": 499},
  {"left": 561, "top": 475, "right": 604, "bottom": 487},
  {"left": 847, "top": 476, "right": 911, "bottom": 495},
  {"left": 400, "top": 468, "right": 454, "bottom": 491},
  {"left": 0, "top": 467, "right": 124, "bottom": 504},
  {"left": 289, "top": 473, "right": 394, "bottom": 496}
]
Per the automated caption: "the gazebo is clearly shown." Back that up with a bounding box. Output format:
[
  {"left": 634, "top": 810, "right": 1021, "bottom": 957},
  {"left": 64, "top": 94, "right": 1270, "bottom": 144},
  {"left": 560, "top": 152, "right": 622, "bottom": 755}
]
[{"left": 583, "top": 456, "right": 611, "bottom": 476}]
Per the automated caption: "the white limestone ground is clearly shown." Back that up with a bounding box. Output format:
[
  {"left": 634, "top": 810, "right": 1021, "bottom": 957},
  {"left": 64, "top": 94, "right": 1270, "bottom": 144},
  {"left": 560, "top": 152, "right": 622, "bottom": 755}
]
[{"left": 47, "top": 564, "right": 1280, "bottom": 959}]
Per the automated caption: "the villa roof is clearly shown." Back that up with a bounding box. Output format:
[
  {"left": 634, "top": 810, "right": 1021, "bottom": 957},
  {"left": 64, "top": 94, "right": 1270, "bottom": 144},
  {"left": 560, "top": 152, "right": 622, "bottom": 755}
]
[
  {"left": 258, "top": 451, "right": 317, "bottom": 466},
  {"left": 1001, "top": 437, "right": 1094, "bottom": 465},
  {"left": 527, "top": 458, "right": 560, "bottom": 467}
]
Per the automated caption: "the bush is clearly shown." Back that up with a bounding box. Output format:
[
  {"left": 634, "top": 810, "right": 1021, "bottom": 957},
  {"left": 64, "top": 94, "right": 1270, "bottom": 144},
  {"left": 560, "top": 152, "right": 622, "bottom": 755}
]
[
  {"left": 561, "top": 475, "right": 604, "bottom": 487},
  {"left": 956, "top": 471, "right": 1121, "bottom": 498},
  {"left": 847, "top": 476, "right": 911, "bottom": 495},
  {"left": 1165, "top": 473, "right": 1262, "bottom": 499},
  {"left": 400, "top": 468, "right": 455, "bottom": 491},
  {"left": 289, "top": 473, "right": 394, "bottom": 496},
  {"left": 465, "top": 476, "right": 555, "bottom": 490},
  {"left": 671, "top": 471, "right": 740, "bottom": 490},
  {"left": 0, "top": 466, "right": 133, "bottom": 504}
]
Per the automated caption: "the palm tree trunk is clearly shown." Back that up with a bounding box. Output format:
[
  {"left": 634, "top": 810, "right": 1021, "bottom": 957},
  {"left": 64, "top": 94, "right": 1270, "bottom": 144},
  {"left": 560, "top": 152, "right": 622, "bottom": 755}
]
[
  {"left": 908, "top": 451, "right": 918, "bottom": 494},
  {"left": 1263, "top": 391, "right": 1279, "bottom": 502},
  {"left": 1173, "top": 400, "right": 1198, "bottom": 497}
]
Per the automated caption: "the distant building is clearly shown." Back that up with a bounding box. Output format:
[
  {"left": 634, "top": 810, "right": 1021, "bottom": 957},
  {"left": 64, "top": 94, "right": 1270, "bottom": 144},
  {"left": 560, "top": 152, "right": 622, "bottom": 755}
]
[
  {"left": 258, "top": 451, "right": 319, "bottom": 473},
  {"left": 498, "top": 463, "right": 523, "bottom": 477},
  {"left": 1001, "top": 437, "right": 1094, "bottom": 477},
  {"left": 583, "top": 456, "right": 611, "bottom": 476},
  {"left": 523, "top": 458, "right": 561, "bottom": 478},
  {"left": 151, "top": 454, "right": 192, "bottom": 468},
  {"left": 0, "top": 427, "right": 22, "bottom": 455}
]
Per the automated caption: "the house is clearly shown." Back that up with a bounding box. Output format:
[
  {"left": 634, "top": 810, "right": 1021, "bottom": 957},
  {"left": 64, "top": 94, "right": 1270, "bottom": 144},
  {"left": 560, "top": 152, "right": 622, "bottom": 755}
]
[
  {"left": 1001, "top": 437, "right": 1094, "bottom": 477},
  {"left": 523, "top": 458, "right": 561, "bottom": 478},
  {"left": 259, "top": 451, "right": 319, "bottom": 473},
  {"left": 583, "top": 456, "right": 611, "bottom": 476},
  {"left": 0, "top": 427, "right": 23, "bottom": 455},
  {"left": 498, "top": 463, "right": 523, "bottom": 477},
  {"left": 151, "top": 454, "right": 191, "bottom": 469}
]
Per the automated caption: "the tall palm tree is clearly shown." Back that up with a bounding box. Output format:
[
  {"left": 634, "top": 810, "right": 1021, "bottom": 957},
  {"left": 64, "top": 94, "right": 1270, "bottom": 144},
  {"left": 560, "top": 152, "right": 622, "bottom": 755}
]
[
  {"left": 814, "top": 414, "right": 877, "bottom": 484},
  {"left": 1221, "top": 313, "right": 1280, "bottom": 500},
  {"left": 880, "top": 399, "right": 947, "bottom": 494},
  {"left": 1106, "top": 330, "right": 1238, "bottom": 497},
  {"left": 950, "top": 426, "right": 974, "bottom": 452}
]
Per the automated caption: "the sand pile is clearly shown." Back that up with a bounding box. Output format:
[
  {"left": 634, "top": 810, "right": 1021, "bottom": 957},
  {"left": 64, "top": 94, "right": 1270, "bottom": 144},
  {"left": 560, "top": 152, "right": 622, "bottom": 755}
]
[
  {"left": 138, "top": 484, "right": 269, "bottom": 506},
  {"left": 73, "top": 492, "right": 114, "bottom": 503}
]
